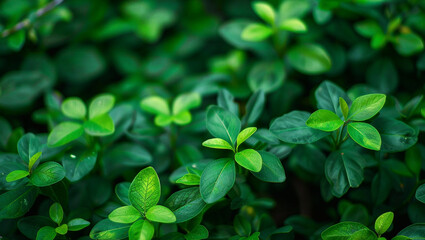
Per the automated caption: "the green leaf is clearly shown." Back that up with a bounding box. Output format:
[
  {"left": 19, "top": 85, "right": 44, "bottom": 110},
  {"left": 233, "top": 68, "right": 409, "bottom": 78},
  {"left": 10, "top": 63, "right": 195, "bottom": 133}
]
[
  {"left": 89, "top": 219, "right": 130, "bottom": 240},
  {"left": 29, "top": 152, "right": 42, "bottom": 171},
  {"left": 173, "top": 110, "right": 192, "bottom": 125},
  {"left": 372, "top": 117, "right": 418, "bottom": 153},
  {"left": 108, "top": 205, "right": 141, "bottom": 224},
  {"left": 62, "top": 149, "right": 97, "bottom": 182},
  {"left": 202, "top": 138, "right": 234, "bottom": 151},
  {"left": 287, "top": 44, "right": 332, "bottom": 75},
  {"left": 366, "top": 59, "right": 398, "bottom": 94},
  {"left": 252, "top": 151, "right": 286, "bottom": 183},
  {"left": 55, "top": 224, "right": 68, "bottom": 235},
  {"left": 415, "top": 184, "right": 425, "bottom": 204},
  {"left": 325, "top": 150, "right": 365, "bottom": 197},
  {"left": 321, "top": 222, "right": 377, "bottom": 240},
  {"left": 18, "top": 133, "right": 42, "bottom": 164},
  {"left": 347, "top": 122, "right": 381, "bottom": 151},
  {"left": 165, "top": 187, "right": 207, "bottom": 223},
  {"left": 176, "top": 174, "right": 201, "bottom": 186},
  {"left": 306, "top": 109, "right": 344, "bottom": 132},
  {"left": 248, "top": 61, "right": 285, "bottom": 93},
  {"left": 235, "top": 149, "right": 262, "bottom": 172},
  {"left": 18, "top": 216, "right": 56, "bottom": 239},
  {"left": 394, "top": 33, "right": 424, "bottom": 56},
  {"left": 61, "top": 97, "right": 86, "bottom": 119},
  {"left": 140, "top": 96, "right": 170, "bottom": 115},
  {"left": 218, "top": 89, "right": 239, "bottom": 116},
  {"left": 145, "top": 205, "right": 176, "bottom": 223},
  {"left": 371, "top": 33, "right": 387, "bottom": 49},
  {"left": 270, "top": 111, "right": 329, "bottom": 144},
  {"left": 128, "top": 219, "right": 154, "bottom": 240},
  {"left": 252, "top": 2, "right": 275, "bottom": 25},
  {"left": 129, "top": 167, "right": 161, "bottom": 215},
  {"left": 49, "top": 202, "right": 63, "bottom": 225},
  {"left": 47, "top": 122, "right": 84, "bottom": 147},
  {"left": 154, "top": 114, "right": 174, "bottom": 126},
  {"left": 242, "top": 91, "right": 265, "bottom": 125},
  {"left": 30, "top": 162, "right": 66, "bottom": 187},
  {"left": 115, "top": 182, "right": 131, "bottom": 205},
  {"left": 84, "top": 113, "right": 115, "bottom": 136},
  {"left": 315, "top": 81, "right": 351, "bottom": 118},
  {"left": 8, "top": 30, "right": 25, "bottom": 51},
  {"left": 339, "top": 97, "right": 349, "bottom": 120},
  {"left": 172, "top": 92, "right": 201, "bottom": 115},
  {"left": 396, "top": 223, "right": 425, "bottom": 239},
  {"left": 237, "top": 127, "right": 257, "bottom": 149},
  {"left": 186, "top": 225, "right": 209, "bottom": 240},
  {"left": 278, "top": 0, "right": 310, "bottom": 20},
  {"left": 200, "top": 158, "right": 236, "bottom": 203},
  {"left": 68, "top": 218, "right": 90, "bottom": 231},
  {"left": 354, "top": 20, "right": 382, "bottom": 38},
  {"left": 375, "top": 212, "right": 394, "bottom": 235},
  {"left": 89, "top": 94, "right": 115, "bottom": 119},
  {"left": 280, "top": 18, "right": 307, "bottom": 33},
  {"left": 206, "top": 106, "right": 241, "bottom": 147},
  {"left": 241, "top": 23, "right": 273, "bottom": 42},
  {"left": 0, "top": 187, "right": 38, "bottom": 219},
  {"left": 36, "top": 226, "right": 56, "bottom": 240},
  {"left": 347, "top": 94, "right": 386, "bottom": 121},
  {"left": 234, "top": 215, "right": 252, "bottom": 237},
  {"left": 6, "top": 170, "right": 29, "bottom": 182}
]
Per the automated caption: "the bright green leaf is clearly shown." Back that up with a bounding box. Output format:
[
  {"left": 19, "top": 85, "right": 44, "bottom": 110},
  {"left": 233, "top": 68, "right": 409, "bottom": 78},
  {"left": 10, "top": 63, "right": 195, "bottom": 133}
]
[
  {"left": 47, "top": 122, "right": 84, "bottom": 147},
  {"left": 36, "top": 226, "right": 56, "bottom": 240},
  {"left": 49, "top": 203, "right": 63, "bottom": 225},
  {"left": 375, "top": 212, "right": 394, "bottom": 235},
  {"left": 176, "top": 174, "right": 201, "bottom": 186},
  {"left": 252, "top": 2, "right": 276, "bottom": 25},
  {"left": 172, "top": 92, "right": 201, "bottom": 115},
  {"left": 145, "top": 205, "right": 176, "bottom": 223},
  {"left": 68, "top": 218, "right": 90, "bottom": 231},
  {"left": 129, "top": 167, "right": 161, "bottom": 215},
  {"left": 55, "top": 224, "right": 68, "bottom": 235},
  {"left": 234, "top": 149, "right": 262, "bottom": 172},
  {"left": 236, "top": 127, "right": 257, "bottom": 150},
  {"left": 241, "top": 23, "right": 273, "bottom": 42},
  {"left": 140, "top": 96, "right": 170, "bottom": 115},
  {"left": 280, "top": 18, "right": 307, "bottom": 33},
  {"left": 6, "top": 170, "right": 29, "bottom": 182},
  {"left": 306, "top": 109, "right": 344, "bottom": 132},
  {"left": 202, "top": 138, "right": 234, "bottom": 151},
  {"left": 347, "top": 122, "right": 381, "bottom": 151},
  {"left": 200, "top": 158, "right": 235, "bottom": 204},
  {"left": 84, "top": 113, "right": 115, "bottom": 136},
  {"left": 128, "top": 219, "right": 154, "bottom": 240},
  {"left": 108, "top": 205, "right": 141, "bottom": 224},
  {"left": 347, "top": 94, "right": 386, "bottom": 121},
  {"left": 61, "top": 97, "right": 86, "bottom": 119},
  {"left": 89, "top": 94, "right": 115, "bottom": 119},
  {"left": 30, "top": 162, "right": 66, "bottom": 187}
]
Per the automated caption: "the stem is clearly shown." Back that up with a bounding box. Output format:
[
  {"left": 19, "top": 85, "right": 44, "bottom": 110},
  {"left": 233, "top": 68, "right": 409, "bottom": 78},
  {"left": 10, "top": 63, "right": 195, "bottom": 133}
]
[{"left": 1, "top": 0, "right": 64, "bottom": 38}]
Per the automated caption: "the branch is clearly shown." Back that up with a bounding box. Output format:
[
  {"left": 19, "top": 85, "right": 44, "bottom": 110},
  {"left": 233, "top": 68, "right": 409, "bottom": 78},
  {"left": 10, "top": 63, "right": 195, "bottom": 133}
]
[{"left": 1, "top": 0, "right": 64, "bottom": 38}]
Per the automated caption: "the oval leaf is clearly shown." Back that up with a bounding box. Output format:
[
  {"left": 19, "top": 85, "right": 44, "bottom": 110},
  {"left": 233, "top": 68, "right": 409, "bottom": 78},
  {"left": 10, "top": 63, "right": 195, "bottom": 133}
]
[{"left": 200, "top": 158, "right": 236, "bottom": 204}]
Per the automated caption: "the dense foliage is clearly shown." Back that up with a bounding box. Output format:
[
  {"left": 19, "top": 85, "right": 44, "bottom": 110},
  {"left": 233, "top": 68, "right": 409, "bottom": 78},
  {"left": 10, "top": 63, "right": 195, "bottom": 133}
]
[{"left": 1, "top": 0, "right": 425, "bottom": 239}]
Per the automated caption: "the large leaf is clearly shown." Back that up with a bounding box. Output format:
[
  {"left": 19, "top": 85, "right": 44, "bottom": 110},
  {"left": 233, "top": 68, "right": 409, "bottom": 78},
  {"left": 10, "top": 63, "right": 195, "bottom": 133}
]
[
  {"left": 270, "top": 111, "right": 329, "bottom": 144},
  {"left": 372, "top": 117, "right": 418, "bottom": 153},
  {"left": 17, "top": 133, "right": 42, "bottom": 164},
  {"left": 321, "top": 222, "right": 377, "bottom": 240},
  {"left": 89, "top": 219, "right": 130, "bottom": 240},
  {"left": 47, "top": 122, "right": 84, "bottom": 147},
  {"left": 206, "top": 106, "right": 241, "bottom": 147},
  {"left": 315, "top": 81, "right": 351, "bottom": 118},
  {"left": 200, "top": 158, "right": 236, "bottom": 203},
  {"left": 287, "top": 44, "right": 331, "bottom": 75},
  {"left": 347, "top": 122, "right": 381, "bottom": 151},
  {"left": 30, "top": 162, "right": 66, "bottom": 187},
  {"left": 0, "top": 186, "right": 38, "bottom": 219},
  {"left": 129, "top": 167, "right": 161, "bottom": 215},
  {"left": 347, "top": 94, "right": 386, "bottom": 121},
  {"left": 62, "top": 149, "right": 97, "bottom": 182},
  {"left": 252, "top": 151, "right": 285, "bottom": 183},
  {"left": 165, "top": 187, "right": 207, "bottom": 223}
]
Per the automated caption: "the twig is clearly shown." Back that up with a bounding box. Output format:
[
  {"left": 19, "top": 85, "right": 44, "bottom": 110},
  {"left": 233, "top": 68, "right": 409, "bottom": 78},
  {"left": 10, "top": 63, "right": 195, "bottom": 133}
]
[{"left": 1, "top": 0, "right": 64, "bottom": 38}]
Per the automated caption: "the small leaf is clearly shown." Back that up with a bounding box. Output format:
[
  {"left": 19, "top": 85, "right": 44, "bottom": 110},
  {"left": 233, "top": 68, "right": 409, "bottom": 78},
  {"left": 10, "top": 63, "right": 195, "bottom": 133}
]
[
  {"left": 36, "top": 226, "right": 56, "bottom": 240},
  {"left": 235, "top": 149, "right": 262, "bottom": 172},
  {"left": 128, "top": 220, "right": 154, "bottom": 240},
  {"left": 172, "top": 92, "right": 201, "bottom": 115},
  {"left": 200, "top": 158, "right": 236, "bottom": 204},
  {"left": 347, "top": 122, "right": 381, "bottom": 151},
  {"left": 176, "top": 174, "right": 201, "bottom": 186},
  {"left": 55, "top": 224, "right": 68, "bottom": 235},
  {"left": 68, "top": 218, "right": 90, "bottom": 231},
  {"left": 306, "top": 109, "right": 344, "bottom": 132},
  {"left": 47, "top": 122, "right": 84, "bottom": 147},
  {"left": 6, "top": 170, "right": 29, "bottom": 182},
  {"left": 236, "top": 127, "right": 257, "bottom": 150},
  {"left": 173, "top": 110, "right": 192, "bottom": 125},
  {"left": 375, "top": 212, "right": 394, "bottom": 235},
  {"left": 347, "top": 94, "right": 386, "bottom": 121},
  {"left": 339, "top": 97, "right": 349, "bottom": 120},
  {"left": 84, "top": 114, "right": 115, "bottom": 136},
  {"left": 252, "top": 151, "right": 285, "bottom": 183},
  {"left": 252, "top": 2, "right": 276, "bottom": 25},
  {"left": 18, "top": 133, "right": 42, "bottom": 164},
  {"left": 154, "top": 114, "right": 174, "bottom": 126},
  {"left": 61, "top": 97, "right": 86, "bottom": 119},
  {"left": 140, "top": 96, "right": 170, "bottom": 115},
  {"left": 129, "top": 167, "right": 161, "bottom": 215},
  {"left": 29, "top": 152, "right": 42, "bottom": 171},
  {"left": 202, "top": 138, "right": 234, "bottom": 151},
  {"left": 108, "top": 205, "right": 141, "bottom": 224},
  {"left": 49, "top": 203, "right": 63, "bottom": 225},
  {"left": 241, "top": 23, "right": 273, "bottom": 42},
  {"left": 30, "top": 162, "right": 66, "bottom": 187},
  {"left": 8, "top": 30, "right": 25, "bottom": 51},
  {"left": 280, "top": 18, "right": 307, "bottom": 33},
  {"left": 145, "top": 205, "right": 176, "bottom": 223},
  {"left": 89, "top": 94, "right": 115, "bottom": 119},
  {"left": 354, "top": 20, "right": 382, "bottom": 38}
]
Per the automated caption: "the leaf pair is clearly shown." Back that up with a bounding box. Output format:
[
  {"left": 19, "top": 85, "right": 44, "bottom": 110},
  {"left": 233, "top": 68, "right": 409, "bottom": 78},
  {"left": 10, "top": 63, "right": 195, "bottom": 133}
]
[
  {"left": 47, "top": 93, "right": 116, "bottom": 147},
  {"left": 140, "top": 92, "right": 201, "bottom": 126},
  {"left": 36, "top": 202, "right": 90, "bottom": 240}
]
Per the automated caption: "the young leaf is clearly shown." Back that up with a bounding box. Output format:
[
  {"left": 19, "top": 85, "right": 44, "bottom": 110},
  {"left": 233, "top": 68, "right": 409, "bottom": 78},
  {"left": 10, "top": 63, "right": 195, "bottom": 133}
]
[
  {"left": 6, "top": 170, "right": 29, "bottom": 182},
  {"left": 347, "top": 94, "right": 386, "bottom": 121},
  {"left": 68, "top": 218, "right": 90, "bottom": 231},
  {"left": 140, "top": 96, "right": 170, "bottom": 115},
  {"left": 241, "top": 23, "right": 273, "bottom": 42},
  {"left": 234, "top": 149, "right": 262, "bottom": 172},
  {"left": 89, "top": 94, "right": 115, "bottom": 119},
  {"left": 30, "top": 162, "right": 66, "bottom": 187},
  {"left": 236, "top": 127, "right": 257, "bottom": 150},
  {"left": 202, "top": 138, "right": 234, "bottom": 151},
  {"left": 200, "top": 158, "right": 236, "bottom": 204},
  {"left": 347, "top": 122, "right": 381, "bottom": 151},
  {"left": 252, "top": 2, "right": 276, "bottom": 25},
  {"left": 280, "top": 18, "right": 307, "bottom": 33},
  {"left": 339, "top": 97, "right": 349, "bottom": 120},
  {"left": 173, "top": 110, "right": 192, "bottom": 125},
  {"left": 172, "top": 92, "right": 201, "bottom": 115},
  {"left": 55, "top": 224, "right": 68, "bottom": 235},
  {"left": 84, "top": 114, "right": 115, "bottom": 136},
  {"left": 61, "top": 97, "right": 86, "bottom": 119},
  {"left": 128, "top": 220, "right": 154, "bottom": 240},
  {"left": 49, "top": 203, "right": 64, "bottom": 225},
  {"left": 252, "top": 151, "right": 285, "bottom": 183},
  {"left": 47, "top": 122, "right": 84, "bottom": 147},
  {"left": 176, "top": 174, "right": 201, "bottom": 186},
  {"left": 129, "top": 167, "right": 161, "bottom": 215},
  {"left": 89, "top": 219, "right": 130, "bottom": 240},
  {"left": 29, "top": 152, "right": 42, "bottom": 171},
  {"left": 145, "top": 205, "right": 176, "bottom": 223},
  {"left": 108, "top": 205, "right": 141, "bottom": 224},
  {"left": 375, "top": 212, "right": 394, "bottom": 235},
  {"left": 206, "top": 106, "right": 241, "bottom": 147},
  {"left": 306, "top": 109, "right": 344, "bottom": 132},
  {"left": 36, "top": 226, "right": 56, "bottom": 240},
  {"left": 154, "top": 114, "right": 174, "bottom": 126}
]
